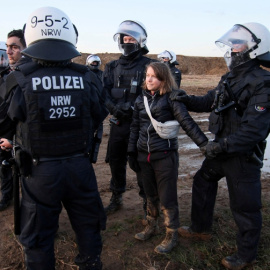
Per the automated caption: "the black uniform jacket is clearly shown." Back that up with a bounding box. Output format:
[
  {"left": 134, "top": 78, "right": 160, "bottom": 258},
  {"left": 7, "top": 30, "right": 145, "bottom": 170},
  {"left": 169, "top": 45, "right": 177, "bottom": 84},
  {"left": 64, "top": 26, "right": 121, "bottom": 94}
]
[
  {"left": 128, "top": 90, "right": 207, "bottom": 155},
  {"left": 185, "top": 59, "right": 270, "bottom": 155}
]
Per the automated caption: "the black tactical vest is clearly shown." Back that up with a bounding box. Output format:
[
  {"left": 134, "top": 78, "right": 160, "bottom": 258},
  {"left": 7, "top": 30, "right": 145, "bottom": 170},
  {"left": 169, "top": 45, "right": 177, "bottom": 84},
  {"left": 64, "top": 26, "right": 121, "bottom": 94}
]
[
  {"left": 8, "top": 62, "right": 93, "bottom": 158},
  {"left": 209, "top": 67, "right": 270, "bottom": 138},
  {"left": 110, "top": 56, "right": 152, "bottom": 104}
]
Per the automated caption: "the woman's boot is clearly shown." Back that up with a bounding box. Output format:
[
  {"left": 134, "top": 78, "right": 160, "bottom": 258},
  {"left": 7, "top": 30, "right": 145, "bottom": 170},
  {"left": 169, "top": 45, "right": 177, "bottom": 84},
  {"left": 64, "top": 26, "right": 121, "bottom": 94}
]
[
  {"left": 134, "top": 216, "right": 158, "bottom": 241},
  {"left": 154, "top": 227, "right": 178, "bottom": 254}
]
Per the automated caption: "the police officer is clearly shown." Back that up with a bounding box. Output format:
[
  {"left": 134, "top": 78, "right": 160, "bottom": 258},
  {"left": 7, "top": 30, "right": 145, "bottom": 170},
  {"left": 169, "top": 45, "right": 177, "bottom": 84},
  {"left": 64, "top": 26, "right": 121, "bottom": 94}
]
[
  {"left": 0, "top": 7, "right": 107, "bottom": 270},
  {"left": 158, "top": 50, "right": 182, "bottom": 88},
  {"left": 86, "top": 54, "right": 104, "bottom": 164},
  {"left": 103, "top": 20, "right": 156, "bottom": 215},
  {"left": 171, "top": 23, "right": 270, "bottom": 269},
  {"left": 0, "top": 30, "right": 28, "bottom": 211},
  {"left": 86, "top": 54, "right": 103, "bottom": 81}
]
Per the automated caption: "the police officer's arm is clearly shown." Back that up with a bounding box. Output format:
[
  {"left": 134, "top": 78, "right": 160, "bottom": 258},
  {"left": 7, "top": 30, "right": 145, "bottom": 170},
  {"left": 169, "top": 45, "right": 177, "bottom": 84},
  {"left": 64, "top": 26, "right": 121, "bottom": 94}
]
[
  {"left": 219, "top": 86, "right": 270, "bottom": 154},
  {"left": 171, "top": 99, "right": 208, "bottom": 147},
  {"left": 128, "top": 97, "right": 140, "bottom": 154},
  {"left": 89, "top": 82, "right": 108, "bottom": 131},
  {"left": 0, "top": 86, "right": 25, "bottom": 139},
  {"left": 102, "top": 62, "right": 116, "bottom": 111},
  {"left": 173, "top": 69, "right": 182, "bottom": 88}
]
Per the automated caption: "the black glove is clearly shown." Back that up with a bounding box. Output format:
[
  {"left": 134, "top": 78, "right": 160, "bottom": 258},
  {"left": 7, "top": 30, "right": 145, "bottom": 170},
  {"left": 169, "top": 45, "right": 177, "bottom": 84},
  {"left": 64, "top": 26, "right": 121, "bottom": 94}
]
[
  {"left": 170, "top": 89, "right": 187, "bottom": 100},
  {"left": 199, "top": 140, "right": 208, "bottom": 155},
  {"left": 113, "top": 106, "right": 130, "bottom": 119},
  {"left": 205, "top": 141, "right": 223, "bottom": 159},
  {"left": 128, "top": 153, "right": 140, "bottom": 172}
]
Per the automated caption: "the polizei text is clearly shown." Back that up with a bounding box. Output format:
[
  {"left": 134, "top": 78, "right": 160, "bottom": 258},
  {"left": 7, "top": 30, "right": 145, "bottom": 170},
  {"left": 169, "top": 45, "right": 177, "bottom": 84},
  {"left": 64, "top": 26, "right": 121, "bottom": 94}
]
[{"left": 32, "top": 76, "right": 84, "bottom": 91}]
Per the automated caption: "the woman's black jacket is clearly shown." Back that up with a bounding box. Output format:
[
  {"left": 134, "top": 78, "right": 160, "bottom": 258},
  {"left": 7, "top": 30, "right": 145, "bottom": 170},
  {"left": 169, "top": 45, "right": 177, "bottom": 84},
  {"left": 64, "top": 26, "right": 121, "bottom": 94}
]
[{"left": 128, "top": 90, "right": 207, "bottom": 156}]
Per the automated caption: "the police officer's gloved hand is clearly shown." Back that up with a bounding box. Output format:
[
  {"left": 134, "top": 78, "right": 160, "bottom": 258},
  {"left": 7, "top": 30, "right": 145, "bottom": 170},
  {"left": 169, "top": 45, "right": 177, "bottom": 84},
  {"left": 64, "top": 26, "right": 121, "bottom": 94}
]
[
  {"left": 128, "top": 152, "right": 140, "bottom": 172},
  {"left": 205, "top": 141, "right": 223, "bottom": 159},
  {"left": 199, "top": 140, "right": 208, "bottom": 155},
  {"left": 169, "top": 89, "right": 191, "bottom": 104},
  {"left": 113, "top": 105, "right": 130, "bottom": 119},
  {"left": 170, "top": 89, "right": 187, "bottom": 100}
]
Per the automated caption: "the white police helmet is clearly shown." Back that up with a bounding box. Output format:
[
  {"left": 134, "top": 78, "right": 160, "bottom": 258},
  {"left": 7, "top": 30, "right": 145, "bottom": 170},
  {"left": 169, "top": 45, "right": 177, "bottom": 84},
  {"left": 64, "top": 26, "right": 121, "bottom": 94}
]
[
  {"left": 113, "top": 20, "right": 148, "bottom": 56},
  {"left": 86, "top": 54, "right": 101, "bottom": 71},
  {"left": 157, "top": 50, "right": 178, "bottom": 64},
  {"left": 215, "top": 22, "right": 270, "bottom": 69},
  {"left": 22, "top": 6, "right": 80, "bottom": 61},
  {"left": 0, "top": 41, "right": 9, "bottom": 68}
]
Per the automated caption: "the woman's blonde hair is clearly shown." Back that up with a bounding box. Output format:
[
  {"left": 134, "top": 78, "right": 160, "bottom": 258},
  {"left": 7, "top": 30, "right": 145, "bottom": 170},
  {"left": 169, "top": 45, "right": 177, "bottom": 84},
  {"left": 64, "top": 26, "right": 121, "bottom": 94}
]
[{"left": 142, "top": 62, "right": 178, "bottom": 95}]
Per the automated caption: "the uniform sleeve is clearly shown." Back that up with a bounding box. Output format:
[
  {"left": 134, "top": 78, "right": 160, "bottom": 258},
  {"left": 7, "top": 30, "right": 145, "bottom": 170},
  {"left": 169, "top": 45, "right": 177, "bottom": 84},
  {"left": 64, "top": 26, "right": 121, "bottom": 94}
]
[
  {"left": 0, "top": 86, "right": 26, "bottom": 139},
  {"left": 102, "top": 62, "right": 115, "bottom": 103},
  {"left": 89, "top": 82, "right": 108, "bottom": 131},
  {"left": 221, "top": 84, "right": 270, "bottom": 153},
  {"left": 186, "top": 89, "right": 216, "bottom": 112},
  {"left": 173, "top": 68, "right": 182, "bottom": 88},
  {"left": 128, "top": 97, "right": 141, "bottom": 153},
  {"left": 172, "top": 100, "right": 208, "bottom": 146}
]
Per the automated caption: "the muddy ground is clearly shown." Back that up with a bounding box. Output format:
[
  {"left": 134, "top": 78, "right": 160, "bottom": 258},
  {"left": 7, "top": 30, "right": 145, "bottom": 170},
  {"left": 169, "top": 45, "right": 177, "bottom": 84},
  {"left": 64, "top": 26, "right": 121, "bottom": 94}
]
[{"left": 1, "top": 73, "right": 270, "bottom": 270}]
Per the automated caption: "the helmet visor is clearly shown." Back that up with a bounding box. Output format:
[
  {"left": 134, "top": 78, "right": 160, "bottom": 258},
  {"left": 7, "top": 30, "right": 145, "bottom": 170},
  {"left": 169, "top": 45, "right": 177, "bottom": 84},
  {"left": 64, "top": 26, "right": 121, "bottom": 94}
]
[
  {"left": 215, "top": 24, "right": 257, "bottom": 53},
  {"left": 113, "top": 21, "right": 146, "bottom": 45}
]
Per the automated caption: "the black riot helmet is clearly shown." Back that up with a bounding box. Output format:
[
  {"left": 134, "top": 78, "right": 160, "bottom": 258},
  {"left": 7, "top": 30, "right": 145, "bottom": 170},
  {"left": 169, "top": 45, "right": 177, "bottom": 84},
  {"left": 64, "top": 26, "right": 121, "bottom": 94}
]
[
  {"left": 22, "top": 6, "right": 80, "bottom": 62},
  {"left": 113, "top": 20, "right": 149, "bottom": 56}
]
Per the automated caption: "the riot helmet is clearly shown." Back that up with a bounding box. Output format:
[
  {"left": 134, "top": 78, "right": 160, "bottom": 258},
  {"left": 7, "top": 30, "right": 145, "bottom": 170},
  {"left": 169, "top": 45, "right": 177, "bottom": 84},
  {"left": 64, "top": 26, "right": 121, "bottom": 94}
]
[
  {"left": 22, "top": 6, "right": 80, "bottom": 62},
  {"left": 113, "top": 20, "right": 148, "bottom": 56},
  {"left": 86, "top": 54, "right": 101, "bottom": 71},
  {"left": 0, "top": 41, "right": 9, "bottom": 69},
  {"left": 157, "top": 50, "right": 179, "bottom": 64},
  {"left": 216, "top": 22, "right": 270, "bottom": 70}
]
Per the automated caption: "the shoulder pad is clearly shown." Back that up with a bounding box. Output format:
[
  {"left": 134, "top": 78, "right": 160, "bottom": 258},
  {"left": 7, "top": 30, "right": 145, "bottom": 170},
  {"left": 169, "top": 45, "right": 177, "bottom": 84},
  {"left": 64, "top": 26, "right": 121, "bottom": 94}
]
[
  {"left": 68, "top": 63, "right": 89, "bottom": 74},
  {"left": 16, "top": 61, "right": 40, "bottom": 76}
]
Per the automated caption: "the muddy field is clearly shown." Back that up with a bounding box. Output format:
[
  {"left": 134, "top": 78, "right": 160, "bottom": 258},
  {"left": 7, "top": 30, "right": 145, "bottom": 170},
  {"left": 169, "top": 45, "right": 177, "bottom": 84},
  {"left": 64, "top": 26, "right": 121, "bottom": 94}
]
[{"left": 1, "top": 56, "right": 270, "bottom": 270}]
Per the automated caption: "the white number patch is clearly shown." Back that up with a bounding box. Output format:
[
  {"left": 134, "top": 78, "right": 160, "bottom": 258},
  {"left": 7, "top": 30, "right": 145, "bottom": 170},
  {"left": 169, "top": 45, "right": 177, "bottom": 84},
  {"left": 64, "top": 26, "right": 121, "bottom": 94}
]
[{"left": 49, "top": 106, "right": 76, "bottom": 119}]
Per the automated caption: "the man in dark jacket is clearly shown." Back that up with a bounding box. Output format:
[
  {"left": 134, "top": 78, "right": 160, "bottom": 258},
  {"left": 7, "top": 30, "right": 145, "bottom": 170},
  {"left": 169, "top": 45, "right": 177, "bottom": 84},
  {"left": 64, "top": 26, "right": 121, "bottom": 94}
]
[
  {"left": 171, "top": 22, "right": 270, "bottom": 270},
  {"left": 0, "top": 29, "right": 27, "bottom": 211},
  {"left": 0, "top": 7, "right": 107, "bottom": 270},
  {"left": 103, "top": 20, "right": 157, "bottom": 215}
]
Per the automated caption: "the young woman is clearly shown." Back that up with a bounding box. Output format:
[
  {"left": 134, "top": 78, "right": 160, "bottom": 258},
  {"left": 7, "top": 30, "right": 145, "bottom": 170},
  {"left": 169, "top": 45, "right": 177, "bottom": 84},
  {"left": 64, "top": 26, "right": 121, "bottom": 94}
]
[{"left": 128, "top": 62, "right": 208, "bottom": 254}]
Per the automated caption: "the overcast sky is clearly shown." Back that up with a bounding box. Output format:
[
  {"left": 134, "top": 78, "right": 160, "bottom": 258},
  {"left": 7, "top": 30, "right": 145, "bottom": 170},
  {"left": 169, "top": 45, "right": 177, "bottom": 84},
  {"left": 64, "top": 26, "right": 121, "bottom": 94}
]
[{"left": 1, "top": 0, "right": 270, "bottom": 57}]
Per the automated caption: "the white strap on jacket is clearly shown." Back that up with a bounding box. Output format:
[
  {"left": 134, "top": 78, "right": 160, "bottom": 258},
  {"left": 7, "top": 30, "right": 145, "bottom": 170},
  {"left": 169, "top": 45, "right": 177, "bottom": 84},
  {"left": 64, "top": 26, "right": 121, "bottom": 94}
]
[{"left": 143, "top": 95, "right": 180, "bottom": 139}]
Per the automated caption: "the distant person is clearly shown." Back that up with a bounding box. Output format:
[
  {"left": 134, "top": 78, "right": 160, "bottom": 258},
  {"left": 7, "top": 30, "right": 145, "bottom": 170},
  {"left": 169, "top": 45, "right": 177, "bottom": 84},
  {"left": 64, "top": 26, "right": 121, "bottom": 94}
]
[
  {"left": 170, "top": 22, "right": 270, "bottom": 270},
  {"left": 103, "top": 20, "right": 157, "bottom": 216},
  {"left": 158, "top": 50, "right": 181, "bottom": 88},
  {"left": 86, "top": 54, "right": 103, "bottom": 81},
  {"left": 86, "top": 54, "right": 104, "bottom": 164},
  {"left": 128, "top": 62, "right": 207, "bottom": 254}
]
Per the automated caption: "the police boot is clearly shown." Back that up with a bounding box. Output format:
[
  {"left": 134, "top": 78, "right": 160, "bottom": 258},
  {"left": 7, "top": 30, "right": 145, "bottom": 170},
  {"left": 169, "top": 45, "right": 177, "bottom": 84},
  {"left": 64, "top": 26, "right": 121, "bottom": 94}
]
[
  {"left": 75, "top": 254, "right": 102, "bottom": 270},
  {"left": 154, "top": 228, "right": 178, "bottom": 254},
  {"left": 105, "top": 192, "right": 123, "bottom": 215},
  {"left": 221, "top": 253, "right": 255, "bottom": 270},
  {"left": 135, "top": 216, "right": 158, "bottom": 241}
]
